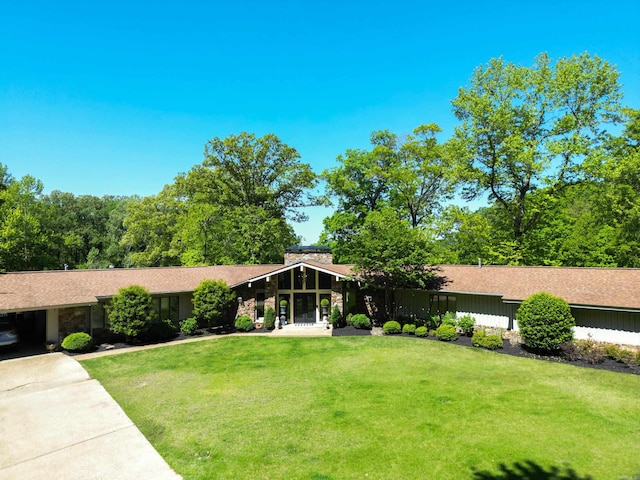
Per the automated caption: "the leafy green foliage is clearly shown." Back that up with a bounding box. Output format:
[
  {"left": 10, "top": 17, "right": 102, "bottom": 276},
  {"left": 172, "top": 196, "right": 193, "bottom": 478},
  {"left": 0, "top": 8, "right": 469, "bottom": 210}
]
[
  {"left": 180, "top": 317, "right": 199, "bottom": 336},
  {"left": 450, "top": 53, "right": 622, "bottom": 263},
  {"left": 383, "top": 320, "right": 402, "bottom": 335},
  {"left": 106, "top": 285, "right": 156, "bottom": 339},
  {"left": 141, "top": 319, "right": 178, "bottom": 342},
  {"left": 350, "top": 314, "right": 371, "bottom": 329},
  {"left": 234, "top": 315, "right": 255, "bottom": 332},
  {"left": 516, "top": 292, "right": 575, "bottom": 351},
  {"left": 192, "top": 279, "right": 235, "bottom": 328},
  {"left": 402, "top": 323, "right": 416, "bottom": 335},
  {"left": 264, "top": 307, "right": 276, "bottom": 330},
  {"left": 440, "top": 312, "right": 457, "bottom": 326},
  {"left": 330, "top": 305, "right": 344, "bottom": 329},
  {"left": 61, "top": 332, "right": 94, "bottom": 352},
  {"left": 435, "top": 324, "right": 457, "bottom": 341},
  {"left": 415, "top": 326, "right": 428, "bottom": 337},
  {"left": 471, "top": 330, "right": 503, "bottom": 350},
  {"left": 457, "top": 315, "right": 475, "bottom": 336}
]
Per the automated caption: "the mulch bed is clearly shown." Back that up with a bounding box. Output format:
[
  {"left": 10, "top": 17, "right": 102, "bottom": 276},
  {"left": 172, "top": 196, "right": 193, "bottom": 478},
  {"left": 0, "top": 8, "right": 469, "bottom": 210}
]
[{"left": 332, "top": 326, "right": 640, "bottom": 376}]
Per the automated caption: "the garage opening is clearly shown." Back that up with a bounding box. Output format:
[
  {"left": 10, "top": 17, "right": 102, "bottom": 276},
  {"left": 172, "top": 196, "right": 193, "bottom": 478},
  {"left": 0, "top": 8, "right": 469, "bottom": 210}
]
[{"left": 9, "top": 311, "right": 46, "bottom": 346}]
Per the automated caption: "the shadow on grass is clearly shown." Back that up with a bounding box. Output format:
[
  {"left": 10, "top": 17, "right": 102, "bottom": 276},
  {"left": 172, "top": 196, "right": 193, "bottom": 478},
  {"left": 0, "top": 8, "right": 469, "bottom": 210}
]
[{"left": 473, "top": 461, "right": 593, "bottom": 480}]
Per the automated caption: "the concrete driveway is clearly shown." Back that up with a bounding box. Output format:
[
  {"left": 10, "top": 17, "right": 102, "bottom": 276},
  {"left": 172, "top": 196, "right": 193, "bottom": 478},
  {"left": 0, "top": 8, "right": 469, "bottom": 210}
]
[{"left": 0, "top": 353, "right": 181, "bottom": 480}]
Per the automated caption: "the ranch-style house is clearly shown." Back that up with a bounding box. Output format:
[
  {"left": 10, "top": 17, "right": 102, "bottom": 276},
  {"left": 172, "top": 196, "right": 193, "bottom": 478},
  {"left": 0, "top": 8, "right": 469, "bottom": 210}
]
[{"left": 1, "top": 246, "right": 639, "bottom": 347}]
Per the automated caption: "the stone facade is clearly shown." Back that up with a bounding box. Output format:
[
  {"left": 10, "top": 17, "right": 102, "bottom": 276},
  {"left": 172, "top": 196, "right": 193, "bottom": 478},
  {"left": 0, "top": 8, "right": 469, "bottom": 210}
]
[
  {"left": 58, "top": 306, "right": 90, "bottom": 341},
  {"left": 284, "top": 246, "right": 333, "bottom": 265},
  {"left": 330, "top": 277, "right": 344, "bottom": 314}
]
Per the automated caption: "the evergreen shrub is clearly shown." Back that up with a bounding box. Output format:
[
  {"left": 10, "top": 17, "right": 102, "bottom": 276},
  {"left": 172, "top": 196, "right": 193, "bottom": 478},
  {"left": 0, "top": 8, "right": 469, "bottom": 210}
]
[
  {"left": 142, "top": 319, "right": 178, "bottom": 342},
  {"left": 235, "top": 315, "right": 255, "bottom": 332},
  {"left": 264, "top": 307, "right": 276, "bottom": 330},
  {"left": 330, "top": 306, "right": 344, "bottom": 328},
  {"left": 472, "top": 330, "right": 503, "bottom": 350},
  {"left": 383, "top": 320, "right": 402, "bottom": 335},
  {"left": 435, "top": 323, "right": 457, "bottom": 341},
  {"left": 351, "top": 314, "right": 371, "bottom": 329},
  {"left": 61, "top": 332, "right": 94, "bottom": 352},
  {"left": 415, "top": 326, "right": 428, "bottom": 337},
  {"left": 516, "top": 292, "right": 575, "bottom": 351},
  {"left": 402, "top": 323, "right": 416, "bottom": 335}
]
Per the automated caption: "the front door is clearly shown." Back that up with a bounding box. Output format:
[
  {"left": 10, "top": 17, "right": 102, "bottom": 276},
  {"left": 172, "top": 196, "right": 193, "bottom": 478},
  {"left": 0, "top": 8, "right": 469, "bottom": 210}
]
[{"left": 294, "top": 293, "right": 316, "bottom": 324}]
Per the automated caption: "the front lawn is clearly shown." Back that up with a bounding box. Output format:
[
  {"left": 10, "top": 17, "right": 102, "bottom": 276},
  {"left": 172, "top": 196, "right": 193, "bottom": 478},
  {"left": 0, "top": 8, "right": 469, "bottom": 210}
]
[{"left": 81, "top": 336, "right": 640, "bottom": 479}]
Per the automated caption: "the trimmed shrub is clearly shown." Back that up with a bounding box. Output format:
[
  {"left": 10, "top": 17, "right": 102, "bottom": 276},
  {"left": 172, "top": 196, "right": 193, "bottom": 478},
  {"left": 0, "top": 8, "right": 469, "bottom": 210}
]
[
  {"left": 264, "top": 307, "right": 276, "bottom": 330},
  {"left": 435, "top": 323, "right": 457, "bottom": 341},
  {"left": 180, "top": 317, "right": 199, "bottom": 336},
  {"left": 516, "top": 292, "right": 575, "bottom": 351},
  {"left": 106, "top": 285, "right": 156, "bottom": 339},
  {"left": 383, "top": 320, "right": 402, "bottom": 335},
  {"left": 142, "top": 319, "right": 178, "bottom": 342},
  {"left": 457, "top": 315, "right": 476, "bottom": 336},
  {"left": 472, "top": 330, "right": 503, "bottom": 350},
  {"left": 193, "top": 279, "right": 235, "bottom": 329},
  {"left": 402, "top": 323, "right": 416, "bottom": 335},
  {"left": 415, "top": 326, "right": 428, "bottom": 337},
  {"left": 351, "top": 314, "right": 372, "bottom": 330},
  {"left": 345, "top": 313, "right": 354, "bottom": 326},
  {"left": 330, "top": 305, "right": 344, "bottom": 328},
  {"left": 235, "top": 315, "right": 255, "bottom": 332},
  {"left": 61, "top": 332, "right": 94, "bottom": 352},
  {"left": 320, "top": 298, "right": 330, "bottom": 308}
]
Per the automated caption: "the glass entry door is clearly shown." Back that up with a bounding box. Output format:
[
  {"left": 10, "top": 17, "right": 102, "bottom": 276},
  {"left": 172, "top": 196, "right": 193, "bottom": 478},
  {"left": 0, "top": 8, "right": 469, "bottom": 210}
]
[{"left": 294, "top": 293, "right": 316, "bottom": 324}]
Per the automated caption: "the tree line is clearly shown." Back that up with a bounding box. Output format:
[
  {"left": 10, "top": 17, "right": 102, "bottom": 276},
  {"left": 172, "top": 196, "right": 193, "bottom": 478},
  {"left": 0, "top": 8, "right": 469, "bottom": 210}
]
[{"left": 1, "top": 52, "right": 638, "bottom": 273}]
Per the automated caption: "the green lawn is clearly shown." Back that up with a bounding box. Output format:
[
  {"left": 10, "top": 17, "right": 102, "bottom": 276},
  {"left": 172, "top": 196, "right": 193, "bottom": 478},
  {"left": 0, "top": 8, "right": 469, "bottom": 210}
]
[{"left": 81, "top": 336, "right": 640, "bottom": 480}]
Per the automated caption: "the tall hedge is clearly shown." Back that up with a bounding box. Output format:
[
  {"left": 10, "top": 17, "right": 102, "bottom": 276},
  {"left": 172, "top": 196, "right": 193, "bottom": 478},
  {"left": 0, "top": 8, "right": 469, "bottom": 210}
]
[
  {"left": 193, "top": 279, "right": 235, "bottom": 328},
  {"left": 516, "top": 292, "right": 575, "bottom": 351},
  {"left": 106, "top": 285, "right": 156, "bottom": 339}
]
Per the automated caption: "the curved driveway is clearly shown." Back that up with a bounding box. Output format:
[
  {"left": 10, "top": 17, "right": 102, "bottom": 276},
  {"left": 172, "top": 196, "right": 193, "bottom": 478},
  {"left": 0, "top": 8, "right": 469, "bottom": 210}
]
[{"left": 0, "top": 353, "right": 181, "bottom": 480}]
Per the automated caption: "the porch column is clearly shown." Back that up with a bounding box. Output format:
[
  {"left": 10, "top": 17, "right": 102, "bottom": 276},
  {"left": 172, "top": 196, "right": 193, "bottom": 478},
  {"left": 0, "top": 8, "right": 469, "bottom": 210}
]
[{"left": 46, "top": 308, "right": 59, "bottom": 344}]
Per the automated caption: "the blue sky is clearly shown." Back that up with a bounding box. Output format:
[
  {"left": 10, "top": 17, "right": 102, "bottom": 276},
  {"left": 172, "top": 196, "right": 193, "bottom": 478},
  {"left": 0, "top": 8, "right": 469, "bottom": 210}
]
[{"left": 2, "top": 0, "right": 639, "bottom": 243}]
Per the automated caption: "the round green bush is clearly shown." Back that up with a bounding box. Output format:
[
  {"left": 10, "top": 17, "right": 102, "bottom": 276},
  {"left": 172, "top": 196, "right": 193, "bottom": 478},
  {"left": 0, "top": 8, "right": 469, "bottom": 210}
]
[
  {"left": 264, "top": 307, "right": 276, "bottom": 330},
  {"left": 402, "top": 323, "right": 416, "bottom": 335},
  {"left": 383, "top": 320, "right": 402, "bottom": 335},
  {"left": 351, "top": 314, "right": 371, "bottom": 330},
  {"left": 516, "top": 292, "right": 575, "bottom": 351},
  {"left": 415, "top": 326, "right": 428, "bottom": 337},
  {"left": 320, "top": 298, "right": 330, "bottom": 308},
  {"left": 61, "top": 332, "right": 94, "bottom": 352},
  {"left": 235, "top": 315, "right": 255, "bottom": 332},
  {"left": 435, "top": 323, "right": 457, "bottom": 341},
  {"left": 180, "top": 317, "right": 199, "bottom": 336},
  {"left": 472, "top": 330, "right": 503, "bottom": 350},
  {"left": 142, "top": 319, "right": 178, "bottom": 342}
]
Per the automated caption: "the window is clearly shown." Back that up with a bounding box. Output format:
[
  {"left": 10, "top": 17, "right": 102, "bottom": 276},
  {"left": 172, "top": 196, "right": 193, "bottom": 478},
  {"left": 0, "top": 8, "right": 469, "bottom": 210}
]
[
  {"left": 305, "top": 270, "right": 316, "bottom": 289},
  {"left": 256, "top": 292, "right": 265, "bottom": 320},
  {"left": 429, "top": 294, "right": 456, "bottom": 317},
  {"left": 318, "top": 271, "right": 332, "bottom": 290},
  {"left": 278, "top": 271, "right": 291, "bottom": 289},
  {"left": 154, "top": 296, "right": 179, "bottom": 322}
]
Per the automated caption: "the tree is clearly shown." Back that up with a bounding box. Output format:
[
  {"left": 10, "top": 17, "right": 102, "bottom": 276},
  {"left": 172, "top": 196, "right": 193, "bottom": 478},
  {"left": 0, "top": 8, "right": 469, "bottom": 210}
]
[
  {"left": 516, "top": 292, "right": 575, "bottom": 351},
  {"left": 106, "top": 285, "right": 156, "bottom": 340},
  {"left": 179, "top": 132, "right": 319, "bottom": 222},
  {"left": 321, "top": 125, "right": 452, "bottom": 262},
  {"left": 450, "top": 53, "right": 622, "bottom": 262},
  {"left": 349, "top": 208, "right": 445, "bottom": 319},
  {"left": 192, "top": 279, "right": 235, "bottom": 328}
]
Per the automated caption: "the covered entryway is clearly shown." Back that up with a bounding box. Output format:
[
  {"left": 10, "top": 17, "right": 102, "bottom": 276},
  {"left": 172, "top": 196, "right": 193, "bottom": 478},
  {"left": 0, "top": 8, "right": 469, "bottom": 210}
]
[{"left": 294, "top": 293, "right": 315, "bottom": 324}]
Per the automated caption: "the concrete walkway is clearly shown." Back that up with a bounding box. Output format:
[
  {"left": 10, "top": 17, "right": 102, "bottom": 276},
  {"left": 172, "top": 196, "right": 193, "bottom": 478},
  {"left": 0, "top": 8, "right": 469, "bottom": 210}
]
[{"left": 0, "top": 353, "right": 181, "bottom": 480}]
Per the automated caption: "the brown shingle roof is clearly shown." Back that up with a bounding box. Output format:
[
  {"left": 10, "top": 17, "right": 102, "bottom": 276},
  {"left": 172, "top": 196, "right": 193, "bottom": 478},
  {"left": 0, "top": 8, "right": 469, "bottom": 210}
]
[
  {"left": 439, "top": 265, "right": 640, "bottom": 310},
  {"left": 1, "top": 263, "right": 639, "bottom": 313},
  {"left": 0, "top": 265, "right": 278, "bottom": 312}
]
